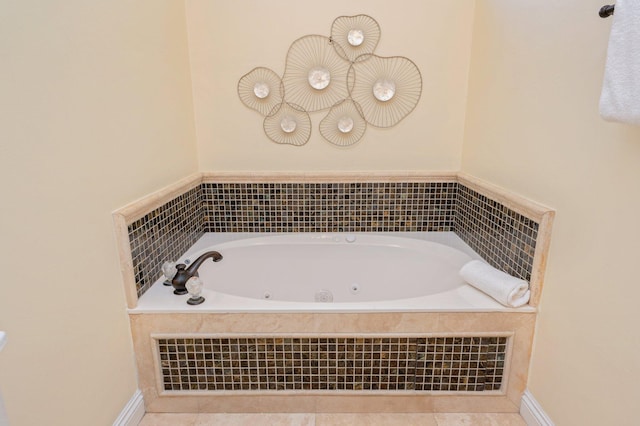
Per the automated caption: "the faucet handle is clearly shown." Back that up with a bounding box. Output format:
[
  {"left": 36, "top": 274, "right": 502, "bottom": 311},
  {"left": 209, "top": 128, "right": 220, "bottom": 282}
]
[
  {"left": 186, "top": 276, "right": 205, "bottom": 305},
  {"left": 161, "top": 261, "right": 177, "bottom": 286}
]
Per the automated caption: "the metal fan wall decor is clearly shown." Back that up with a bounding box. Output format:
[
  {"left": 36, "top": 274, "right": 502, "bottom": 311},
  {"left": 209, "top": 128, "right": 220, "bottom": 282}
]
[{"left": 238, "top": 15, "right": 422, "bottom": 147}]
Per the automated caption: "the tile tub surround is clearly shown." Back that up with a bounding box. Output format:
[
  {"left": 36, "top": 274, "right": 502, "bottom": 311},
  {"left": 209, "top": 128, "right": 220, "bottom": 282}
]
[
  {"left": 127, "top": 185, "right": 202, "bottom": 296},
  {"left": 113, "top": 173, "right": 203, "bottom": 307},
  {"left": 201, "top": 181, "right": 457, "bottom": 233},
  {"left": 156, "top": 335, "right": 509, "bottom": 393},
  {"left": 112, "top": 172, "right": 554, "bottom": 307},
  {"left": 114, "top": 173, "right": 551, "bottom": 416},
  {"left": 130, "top": 311, "right": 535, "bottom": 414}
]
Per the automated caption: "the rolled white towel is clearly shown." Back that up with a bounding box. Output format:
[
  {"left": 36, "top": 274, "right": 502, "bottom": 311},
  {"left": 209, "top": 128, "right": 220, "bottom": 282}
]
[{"left": 459, "top": 260, "right": 530, "bottom": 308}]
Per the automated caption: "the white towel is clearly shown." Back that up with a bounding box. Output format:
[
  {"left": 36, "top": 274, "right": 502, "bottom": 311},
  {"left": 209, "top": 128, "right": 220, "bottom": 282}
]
[
  {"left": 459, "top": 260, "right": 530, "bottom": 308},
  {"left": 599, "top": 0, "right": 640, "bottom": 126}
]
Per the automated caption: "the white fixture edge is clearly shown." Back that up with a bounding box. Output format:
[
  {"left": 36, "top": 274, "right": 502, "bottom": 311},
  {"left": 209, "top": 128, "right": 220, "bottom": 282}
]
[
  {"left": 521, "top": 389, "right": 555, "bottom": 426},
  {"left": 0, "top": 332, "right": 6, "bottom": 353},
  {"left": 113, "top": 389, "right": 144, "bottom": 426}
]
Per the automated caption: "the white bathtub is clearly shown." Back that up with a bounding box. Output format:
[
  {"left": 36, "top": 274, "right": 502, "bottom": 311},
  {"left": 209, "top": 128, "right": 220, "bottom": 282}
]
[{"left": 131, "top": 232, "right": 535, "bottom": 313}]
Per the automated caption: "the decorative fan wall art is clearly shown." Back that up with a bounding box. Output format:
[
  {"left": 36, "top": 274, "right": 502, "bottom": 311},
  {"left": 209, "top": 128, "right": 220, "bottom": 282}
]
[
  {"left": 238, "top": 67, "right": 284, "bottom": 116},
  {"left": 319, "top": 99, "right": 367, "bottom": 146},
  {"left": 282, "top": 35, "right": 350, "bottom": 112},
  {"left": 238, "top": 15, "right": 422, "bottom": 147},
  {"left": 263, "top": 102, "right": 311, "bottom": 146},
  {"left": 330, "top": 15, "right": 381, "bottom": 63},
  {"left": 348, "top": 55, "right": 422, "bottom": 128}
]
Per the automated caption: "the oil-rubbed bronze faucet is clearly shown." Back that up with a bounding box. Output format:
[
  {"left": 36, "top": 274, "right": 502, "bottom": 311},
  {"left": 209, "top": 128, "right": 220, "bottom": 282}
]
[{"left": 171, "top": 251, "right": 223, "bottom": 295}]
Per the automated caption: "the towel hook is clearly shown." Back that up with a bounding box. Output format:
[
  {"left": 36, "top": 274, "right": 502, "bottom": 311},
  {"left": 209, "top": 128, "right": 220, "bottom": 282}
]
[{"left": 599, "top": 4, "right": 615, "bottom": 18}]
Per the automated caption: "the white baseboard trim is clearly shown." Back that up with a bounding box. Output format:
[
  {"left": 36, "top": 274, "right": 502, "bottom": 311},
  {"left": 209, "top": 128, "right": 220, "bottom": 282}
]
[
  {"left": 113, "top": 389, "right": 145, "bottom": 426},
  {"left": 521, "top": 389, "right": 554, "bottom": 426}
]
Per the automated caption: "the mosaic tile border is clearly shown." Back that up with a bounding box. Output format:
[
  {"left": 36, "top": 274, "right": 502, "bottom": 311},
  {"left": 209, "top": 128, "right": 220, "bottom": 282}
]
[
  {"left": 123, "top": 178, "right": 544, "bottom": 301},
  {"left": 202, "top": 182, "right": 457, "bottom": 233},
  {"left": 454, "top": 185, "right": 538, "bottom": 282},
  {"left": 127, "top": 186, "right": 203, "bottom": 297},
  {"left": 156, "top": 336, "right": 508, "bottom": 393}
]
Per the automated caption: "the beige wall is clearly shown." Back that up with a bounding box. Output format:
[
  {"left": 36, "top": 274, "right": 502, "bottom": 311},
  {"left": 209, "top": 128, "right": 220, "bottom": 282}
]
[
  {"left": 186, "top": 0, "right": 475, "bottom": 172},
  {"left": 0, "top": 1, "right": 198, "bottom": 425},
  {"left": 463, "top": 1, "right": 640, "bottom": 425}
]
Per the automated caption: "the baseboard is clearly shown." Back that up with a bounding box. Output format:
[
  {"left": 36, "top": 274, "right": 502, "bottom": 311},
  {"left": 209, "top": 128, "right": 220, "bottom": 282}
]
[
  {"left": 520, "top": 389, "right": 554, "bottom": 426},
  {"left": 113, "top": 389, "right": 145, "bottom": 426}
]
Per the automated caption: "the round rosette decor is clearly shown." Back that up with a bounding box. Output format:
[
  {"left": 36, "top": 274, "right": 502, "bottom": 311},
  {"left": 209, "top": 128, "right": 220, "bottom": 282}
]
[
  {"left": 319, "top": 99, "right": 367, "bottom": 146},
  {"left": 282, "top": 35, "right": 351, "bottom": 112},
  {"left": 237, "top": 67, "right": 284, "bottom": 116},
  {"left": 348, "top": 54, "right": 422, "bottom": 128},
  {"left": 263, "top": 102, "right": 311, "bottom": 146},
  {"left": 330, "top": 15, "right": 381, "bottom": 63}
]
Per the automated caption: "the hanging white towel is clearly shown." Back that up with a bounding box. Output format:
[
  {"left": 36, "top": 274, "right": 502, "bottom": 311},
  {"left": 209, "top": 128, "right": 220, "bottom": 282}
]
[
  {"left": 459, "top": 260, "right": 530, "bottom": 308},
  {"left": 599, "top": 0, "right": 640, "bottom": 126}
]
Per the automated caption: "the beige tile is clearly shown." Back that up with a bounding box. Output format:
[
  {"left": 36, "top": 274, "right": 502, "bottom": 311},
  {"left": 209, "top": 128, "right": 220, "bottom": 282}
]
[
  {"left": 139, "top": 412, "right": 528, "bottom": 426},
  {"left": 237, "top": 313, "right": 316, "bottom": 334},
  {"left": 434, "top": 413, "right": 526, "bottom": 426},
  {"left": 194, "top": 413, "right": 315, "bottom": 425},
  {"left": 315, "top": 395, "right": 434, "bottom": 413},
  {"left": 436, "top": 312, "right": 534, "bottom": 333},
  {"left": 200, "top": 171, "right": 458, "bottom": 184},
  {"left": 432, "top": 395, "right": 518, "bottom": 413},
  {"left": 187, "top": 313, "right": 317, "bottom": 334},
  {"left": 312, "top": 313, "right": 440, "bottom": 333},
  {"left": 138, "top": 413, "right": 199, "bottom": 426},
  {"left": 197, "top": 395, "right": 318, "bottom": 413},
  {"left": 115, "top": 172, "right": 202, "bottom": 223},
  {"left": 529, "top": 209, "right": 555, "bottom": 306},
  {"left": 144, "top": 395, "right": 201, "bottom": 414},
  {"left": 316, "top": 413, "right": 437, "bottom": 426}
]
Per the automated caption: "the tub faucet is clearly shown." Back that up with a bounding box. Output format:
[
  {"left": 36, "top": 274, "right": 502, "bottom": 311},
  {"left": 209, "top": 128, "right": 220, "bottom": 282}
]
[{"left": 171, "top": 251, "right": 223, "bottom": 295}]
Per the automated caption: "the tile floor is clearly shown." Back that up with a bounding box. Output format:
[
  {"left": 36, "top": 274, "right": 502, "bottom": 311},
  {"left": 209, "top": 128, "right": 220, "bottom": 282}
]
[{"left": 139, "top": 412, "right": 527, "bottom": 425}]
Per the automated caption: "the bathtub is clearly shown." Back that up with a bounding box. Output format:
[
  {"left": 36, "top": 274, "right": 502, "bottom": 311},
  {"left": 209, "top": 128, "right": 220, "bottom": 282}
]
[{"left": 132, "top": 232, "right": 533, "bottom": 313}]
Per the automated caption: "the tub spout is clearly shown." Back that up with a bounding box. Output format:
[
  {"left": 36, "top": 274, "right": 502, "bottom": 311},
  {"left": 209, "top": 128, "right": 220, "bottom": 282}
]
[{"left": 171, "top": 251, "right": 223, "bottom": 295}]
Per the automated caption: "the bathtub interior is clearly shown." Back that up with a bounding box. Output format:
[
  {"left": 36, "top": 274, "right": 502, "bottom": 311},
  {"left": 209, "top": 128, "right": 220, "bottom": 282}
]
[
  {"left": 189, "top": 233, "right": 475, "bottom": 300},
  {"left": 132, "top": 232, "right": 535, "bottom": 313}
]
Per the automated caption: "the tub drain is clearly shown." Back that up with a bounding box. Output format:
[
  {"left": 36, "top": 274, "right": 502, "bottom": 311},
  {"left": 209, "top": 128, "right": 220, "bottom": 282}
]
[{"left": 314, "top": 290, "right": 334, "bottom": 303}]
